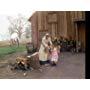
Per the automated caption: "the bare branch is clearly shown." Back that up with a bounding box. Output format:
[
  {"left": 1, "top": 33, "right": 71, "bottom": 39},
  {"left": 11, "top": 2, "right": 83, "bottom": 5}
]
[{"left": 7, "top": 14, "right": 30, "bottom": 38}]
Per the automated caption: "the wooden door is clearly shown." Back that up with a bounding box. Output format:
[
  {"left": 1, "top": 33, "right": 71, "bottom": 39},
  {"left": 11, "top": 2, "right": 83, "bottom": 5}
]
[{"left": 77, "top": 22, "right": 85, "bottom": 50}]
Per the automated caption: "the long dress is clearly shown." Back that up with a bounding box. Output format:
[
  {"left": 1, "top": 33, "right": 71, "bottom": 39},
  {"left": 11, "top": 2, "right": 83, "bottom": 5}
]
[
  {"left": 39, "top": 36, "right": 52, "bottom": 61},
  {"left": 51, "top": 47, "right": 59, "bottom": 62}
]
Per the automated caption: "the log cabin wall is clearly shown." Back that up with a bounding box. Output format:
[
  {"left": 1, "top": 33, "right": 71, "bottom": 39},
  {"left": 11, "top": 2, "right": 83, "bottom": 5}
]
[
  {"left": 29, "top": 11, "right": 85, "bottom": 49},
  {"left": 66, "top": 11, "right": 73, "bottom": 39},
  {"left": 70, "top": 11, "right": 85, "bottom": 49},
  {"left": 57, "top": 12, "right": 67, "bottom": 38},
  {"left": 37, "top": 11, "right": 49, "bottom": 48},
  {"left": 29, "top": 12, "right": 39, "bottom": 48},
  {"left": 47, "top": 12, "right": 58, "bottom": 38}
]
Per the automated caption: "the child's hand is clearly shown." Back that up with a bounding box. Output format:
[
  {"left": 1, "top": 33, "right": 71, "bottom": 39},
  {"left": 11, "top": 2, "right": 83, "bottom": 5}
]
[
  {"left": 50, "top": 45, "right": 53, "bottom": 49},
  {"left": 58, "top": 45, "right": 61, "bottom": 49},
  {"left": 58, "top": 50, "right": 60, "bottom": 54}
]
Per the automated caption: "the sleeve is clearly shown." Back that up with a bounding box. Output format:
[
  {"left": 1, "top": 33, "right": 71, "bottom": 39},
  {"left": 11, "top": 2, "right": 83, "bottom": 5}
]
[{"left": 48, "top": 37, "right": 52, "bottom": 45}]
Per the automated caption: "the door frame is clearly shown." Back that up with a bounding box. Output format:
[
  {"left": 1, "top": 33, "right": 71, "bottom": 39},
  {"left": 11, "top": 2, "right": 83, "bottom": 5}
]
[{"left": 74, "top": 20, "right": 85, "bottom": 52}]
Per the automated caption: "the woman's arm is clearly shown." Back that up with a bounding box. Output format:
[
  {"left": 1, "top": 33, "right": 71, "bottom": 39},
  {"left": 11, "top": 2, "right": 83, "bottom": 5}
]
[{"left": 48, "top": 37, "right": 52, "bottom": 45}]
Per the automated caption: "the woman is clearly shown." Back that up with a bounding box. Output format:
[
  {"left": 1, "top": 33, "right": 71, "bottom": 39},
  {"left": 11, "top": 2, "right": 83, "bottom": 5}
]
[{"left": 39, "top": 33, "right": 52, "bottom": 65}]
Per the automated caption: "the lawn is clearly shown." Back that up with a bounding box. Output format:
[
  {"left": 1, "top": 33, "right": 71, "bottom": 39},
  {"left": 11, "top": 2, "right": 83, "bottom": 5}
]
[{"left": 0, "top": 45, "right": 26, "bottom": 58}]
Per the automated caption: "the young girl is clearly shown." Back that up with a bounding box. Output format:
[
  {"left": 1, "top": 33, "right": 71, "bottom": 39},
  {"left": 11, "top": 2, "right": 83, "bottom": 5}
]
[{"left": 50, "top": 43, "right": 60, "bottom": 66}]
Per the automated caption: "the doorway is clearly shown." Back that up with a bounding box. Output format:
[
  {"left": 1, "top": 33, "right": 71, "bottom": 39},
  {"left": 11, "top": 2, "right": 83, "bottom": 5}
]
[{"left": 77, "top": 21, "right": 85, "bottom": 51}]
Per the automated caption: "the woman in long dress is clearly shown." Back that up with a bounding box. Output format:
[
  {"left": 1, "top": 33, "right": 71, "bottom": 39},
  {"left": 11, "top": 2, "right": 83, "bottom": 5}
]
[{"left": 39, "top": 33, "right": 52, "bottom": 65}]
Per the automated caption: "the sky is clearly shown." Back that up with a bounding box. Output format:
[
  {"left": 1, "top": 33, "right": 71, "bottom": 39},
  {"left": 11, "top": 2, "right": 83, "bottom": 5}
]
[
  {"left": 0, "top": 15, "right": 9, "bottom": 40},
  {"left": 0, "top": 12, "right": 34, "bottom": 41},
  {"left": 0, "top": 0, "right": 36, "bottom": 41},
  {"left": 0, "top": 10, "right": 34, "bottom": 41}
]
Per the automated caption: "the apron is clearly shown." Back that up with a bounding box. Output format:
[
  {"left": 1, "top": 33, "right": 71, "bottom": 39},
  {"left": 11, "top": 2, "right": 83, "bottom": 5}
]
[{"left": 39, "top": 36, "right": 52, "bottom": 61}]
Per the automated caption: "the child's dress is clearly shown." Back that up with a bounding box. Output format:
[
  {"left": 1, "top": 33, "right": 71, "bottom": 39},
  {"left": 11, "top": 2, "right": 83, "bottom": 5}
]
[{"left": 51, "top": 47, "right": 59, "bottom": 62}]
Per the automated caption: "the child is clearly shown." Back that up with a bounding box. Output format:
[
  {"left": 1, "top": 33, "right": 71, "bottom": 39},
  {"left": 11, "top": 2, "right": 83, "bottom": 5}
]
[{"left": 50, "top": 43, "right": 60, "bottom": 66}]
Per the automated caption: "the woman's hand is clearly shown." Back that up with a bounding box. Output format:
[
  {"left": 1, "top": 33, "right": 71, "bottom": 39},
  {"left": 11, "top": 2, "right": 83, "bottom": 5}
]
[
  {"left": 44, "top": 47, "right": 49, "bottom": 53},
  {"left": 47, "top": 46, "right": 50, "bottom": 49}
]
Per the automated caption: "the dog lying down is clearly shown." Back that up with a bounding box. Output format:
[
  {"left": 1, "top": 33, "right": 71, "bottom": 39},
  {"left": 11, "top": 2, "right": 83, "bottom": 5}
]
[
  {"left": 10, "top": 56, "right": 32, "bottom": 71},
  {"left": 11, "top": 52, "right": 39, "bottom": 71}
]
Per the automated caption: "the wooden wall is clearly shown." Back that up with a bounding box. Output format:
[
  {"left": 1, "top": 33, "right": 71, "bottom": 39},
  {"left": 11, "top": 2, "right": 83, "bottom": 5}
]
[
  {"left": 30, "top": 12, "right": 39, "bottom": 48},
  {"left": 57, "top": 12, "right": 68, "bottom": 38},
  {"left": 29, "top": 11, "right": 85, "bottom": 49}
]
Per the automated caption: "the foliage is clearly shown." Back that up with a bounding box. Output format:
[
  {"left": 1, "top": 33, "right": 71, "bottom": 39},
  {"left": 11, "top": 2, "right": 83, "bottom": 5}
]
[{"left": 25, "top": 25, "right": 31, "bottom": 38}]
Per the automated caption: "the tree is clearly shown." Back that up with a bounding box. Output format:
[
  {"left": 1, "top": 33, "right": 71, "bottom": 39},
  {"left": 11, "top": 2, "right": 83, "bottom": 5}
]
[
  {"left": 7, "top": 14, "right": 29, "bottom": 39},
  {"left": 8, "top": 26, "right": 15, "bottom": 35},
  {"left": 25, "top": 23, "right": 31, "bottom": 38}
]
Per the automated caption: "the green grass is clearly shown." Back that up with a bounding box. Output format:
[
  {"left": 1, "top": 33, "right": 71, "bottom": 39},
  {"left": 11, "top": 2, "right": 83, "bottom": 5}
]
[{"left": 0, "top": 45, "right": 26, "bottom": 58}]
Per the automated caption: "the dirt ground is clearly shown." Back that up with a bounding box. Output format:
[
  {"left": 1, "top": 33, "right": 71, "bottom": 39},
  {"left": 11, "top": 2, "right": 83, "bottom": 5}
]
[{"left": 0, "top": 51, "right": 85, "bottom": 79}]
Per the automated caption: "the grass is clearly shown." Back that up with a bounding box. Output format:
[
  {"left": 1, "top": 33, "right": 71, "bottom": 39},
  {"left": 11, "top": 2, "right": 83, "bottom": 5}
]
[{"left": 0, "top": 45, "right": 26, "bottom": 59}]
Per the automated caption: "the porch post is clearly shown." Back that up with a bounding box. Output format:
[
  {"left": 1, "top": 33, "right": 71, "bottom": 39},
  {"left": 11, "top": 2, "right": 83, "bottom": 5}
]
[{"left": 75, "top": 23, "right": 79, "bottom": 52}]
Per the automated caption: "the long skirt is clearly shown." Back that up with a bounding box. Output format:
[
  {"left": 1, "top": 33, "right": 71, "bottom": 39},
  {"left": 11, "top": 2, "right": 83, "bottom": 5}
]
[{"left": 39, "top": 45, "right": 49, "bottom": 65}]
